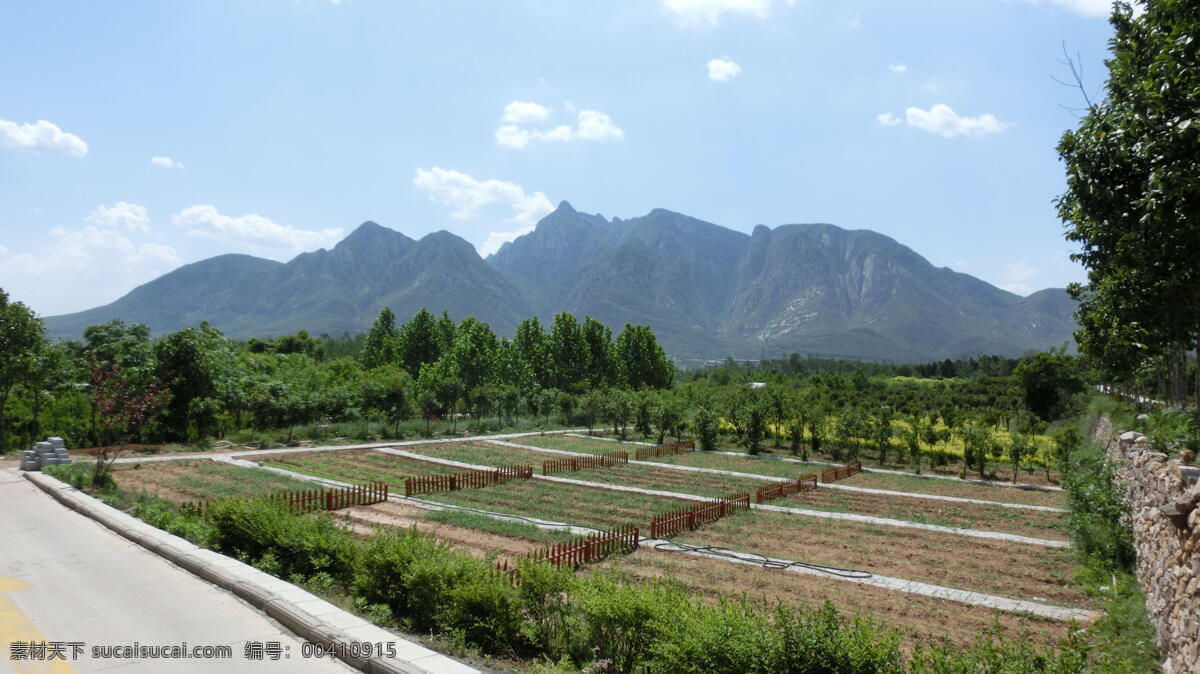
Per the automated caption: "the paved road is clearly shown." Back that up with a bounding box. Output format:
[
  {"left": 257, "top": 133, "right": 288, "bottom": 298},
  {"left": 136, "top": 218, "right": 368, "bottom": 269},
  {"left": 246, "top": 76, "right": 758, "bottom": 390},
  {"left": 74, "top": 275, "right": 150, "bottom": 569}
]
[{"left": 0, "top": 468, "right": 352, "bottom": 673}]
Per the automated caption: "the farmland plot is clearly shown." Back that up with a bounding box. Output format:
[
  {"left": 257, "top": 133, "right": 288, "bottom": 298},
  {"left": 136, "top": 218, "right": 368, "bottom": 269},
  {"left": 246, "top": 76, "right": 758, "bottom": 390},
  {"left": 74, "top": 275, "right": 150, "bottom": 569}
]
[
  {"left": 421, "top": 478, "right": 697, "bottom": 531},
  {"left": 111, "top": 460, "right": 314, "bottom": 503},
  {"left": 672, "top": 510, "right": 1093, "bottom": 610},
  {"left": 261, "top": 449, "right": 463, "bottom": 489},
  {"left": 779, "top": 488, "right": 1067, "bottom": 540},
  {"left": 595, "top": 549, "right": 1073, "bottom": 648}
]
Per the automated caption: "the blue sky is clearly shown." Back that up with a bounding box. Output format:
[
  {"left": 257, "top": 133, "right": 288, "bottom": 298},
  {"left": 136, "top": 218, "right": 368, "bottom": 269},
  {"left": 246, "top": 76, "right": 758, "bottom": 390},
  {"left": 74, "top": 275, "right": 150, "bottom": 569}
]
[{"left": 1, "top": 0, "right": 1119, "bottom": 316}]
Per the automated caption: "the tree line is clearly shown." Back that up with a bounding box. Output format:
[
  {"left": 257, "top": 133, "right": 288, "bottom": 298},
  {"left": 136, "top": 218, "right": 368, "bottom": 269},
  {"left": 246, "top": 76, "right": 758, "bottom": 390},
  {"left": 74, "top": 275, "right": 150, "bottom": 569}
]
[{"left": 0, "top": 291, "right": 673, "bottom": 451}]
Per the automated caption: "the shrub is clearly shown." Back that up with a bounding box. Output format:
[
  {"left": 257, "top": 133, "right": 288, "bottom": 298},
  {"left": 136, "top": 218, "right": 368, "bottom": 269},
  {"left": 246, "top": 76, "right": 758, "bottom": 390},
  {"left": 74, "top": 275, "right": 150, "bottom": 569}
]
[
  {"left": 770, "top": 603, "right": 903, "bottom": 673},
  {"left": 651, "top": 597, "right": 776, "bottom": 673},
  {"left": 1064, "top": 452, "right": 1135, "bottom": 572},
  {"left": 572, "top": 573, "right": 685, "bottom": 672},
  {"left": 516, "top": 559, "right": 579, "bottom": 656},
  {"left": 204, "top": 498, "right": 356, "bottom": 584}
]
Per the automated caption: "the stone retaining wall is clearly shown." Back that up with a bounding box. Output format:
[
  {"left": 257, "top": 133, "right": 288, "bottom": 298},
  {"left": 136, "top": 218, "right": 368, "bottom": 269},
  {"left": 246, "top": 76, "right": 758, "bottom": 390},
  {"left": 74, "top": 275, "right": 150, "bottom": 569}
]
[{"left": 1108, "top": 431, "right": 1200, "bottom": 673}]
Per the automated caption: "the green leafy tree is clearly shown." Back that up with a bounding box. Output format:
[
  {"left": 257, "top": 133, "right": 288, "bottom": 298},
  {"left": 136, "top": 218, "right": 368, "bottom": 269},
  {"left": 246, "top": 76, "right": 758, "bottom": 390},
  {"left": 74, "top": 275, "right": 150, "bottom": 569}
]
[
  {"left": 154, "top": 322, "right": 240, "bottom": 440},
  {"left": 549, "top": 313, "right": 587, "bottom": 392},
  {"left": 1013, "top": 349, "right": 1084, "bottom": 422},
  {"left": 362, "top": 364, "right": 415, "bottom": 436},
  {"left": 604, "top": 388, "right": 633, "bottom": 438},
  {"left": 743, "top": 399, "right": 766, "bottom": 455},
  {"left": 512, "top": 316, "right": 550, "bottom": 390},
  {"left": 632, "top": 389, "right": 655, "bottom": 437},
  {"left": 1056, "top": 1, "right": 1200, "bottom": 408},
  {"left": 692, "top": 404, "right": 719, "bottom": 451},
  {"left": 578, "top": 390, "right": 603, "bottom": 435},
  {"left": 1051, "top": 426, "right": 1082, "bottom": 482},
  {"left": 581, "top": 317, "right": 618, "bottom": 389},
  {"left": 361, "top": 307, "right": 401, "bottom": 369},
  {"left": 397, "top": 308, "right": 444, "bottom": 378},
  {"left": 614, "top": 324, "right": 673, "bottom": 390},
  {"left": 418, "top": 358, "right": 465, "bottom": 434},
  {"left": 0, "top": 289, "right": 45, "bottom": 452},
  {"left": 449, "top": 317, "right": 498, "bottom": 393},
  {"left": 654, "top": 391, "right": 684, "bottom": 444}
]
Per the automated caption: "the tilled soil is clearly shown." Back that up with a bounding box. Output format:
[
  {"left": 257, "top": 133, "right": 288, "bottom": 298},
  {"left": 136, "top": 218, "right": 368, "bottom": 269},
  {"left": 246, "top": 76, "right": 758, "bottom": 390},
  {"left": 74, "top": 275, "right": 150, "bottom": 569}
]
[
  {"left": 595, "top": 548, "right": 1075, "bottom": 649},
  {"left": 781, "top": 487, "right": 1067, "bottom": 540},
  {"left": 673, "top": 510, "right": 1093, "bottom": 609},
  {"left": 335, "top": 500, "right": 539, "bottom": 563}
]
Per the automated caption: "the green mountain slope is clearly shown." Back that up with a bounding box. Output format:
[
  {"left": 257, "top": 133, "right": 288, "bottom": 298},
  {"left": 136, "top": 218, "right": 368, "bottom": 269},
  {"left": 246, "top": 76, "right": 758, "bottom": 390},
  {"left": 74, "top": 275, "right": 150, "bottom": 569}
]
[
  {"left": 42, "top": 206, "right": 1078, "bottom": 361},
  {"left": 43, "top": 222, "right": 530, "bottom": 339}
]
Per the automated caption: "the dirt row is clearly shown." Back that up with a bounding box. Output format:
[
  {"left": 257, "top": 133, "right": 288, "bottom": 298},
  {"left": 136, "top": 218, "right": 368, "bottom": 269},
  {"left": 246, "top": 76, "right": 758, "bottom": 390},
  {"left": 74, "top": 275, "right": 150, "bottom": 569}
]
[
  {"left": 335, "top": 500, "right": 540, "bottom": 564},
  {"left": 674, "top": 510, "right": 1091, "bottom": 609},
  {"left": 595, "top": 548, "right": 1075, "bottom": 649}
]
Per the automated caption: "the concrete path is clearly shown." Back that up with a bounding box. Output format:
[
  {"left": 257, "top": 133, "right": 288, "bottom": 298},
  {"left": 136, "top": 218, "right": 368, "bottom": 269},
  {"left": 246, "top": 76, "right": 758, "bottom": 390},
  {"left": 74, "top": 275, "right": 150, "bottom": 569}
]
[
  {"left": 490, "top": 439, "right": 1066, "bottom": 513},
  {"left": 565, "top": 433, "right": 1065, "bottom": 492},
  {"left": 112, "top": 429, "right": 587, "bottom": 465},
  {"left": 221, "top": 454, "right": 1096, "bottom": 623},
  {"left": 374, "top": 449, "right": 1069, "bottom": 548},
  {"left": 0, "top": 468, "right": 352, "bottom": 674}
]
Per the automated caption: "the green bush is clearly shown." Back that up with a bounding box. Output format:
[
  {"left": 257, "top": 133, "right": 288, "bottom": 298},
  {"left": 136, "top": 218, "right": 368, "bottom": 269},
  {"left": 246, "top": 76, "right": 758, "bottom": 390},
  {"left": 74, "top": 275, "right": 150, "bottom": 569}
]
[
  {"left": 769, "top": 603, "right": 903, "bottom": 673},
  {"left": 651, "top": 597, "right": 777, "bottom": 673},
  {"left": 1064, "top": 452, "right": 1135, "bottom": 572},
  {"left": 572, "top": 573, "right": 685, "bottom": 672},
  {"left": 1143, "top": 409, "right": 1199, "bottom": 456},
  {"left": 130, "top": 499, "right": 216, "bottom": 546},
  {"left": 204, "top": 498, "right": 356, "bottom": 584},
  {"left": 908, "top": 622, "right": 1089, "bottom": 672},
  {"left": 516, "top": 559, "right": 578, "bottom": 655}
]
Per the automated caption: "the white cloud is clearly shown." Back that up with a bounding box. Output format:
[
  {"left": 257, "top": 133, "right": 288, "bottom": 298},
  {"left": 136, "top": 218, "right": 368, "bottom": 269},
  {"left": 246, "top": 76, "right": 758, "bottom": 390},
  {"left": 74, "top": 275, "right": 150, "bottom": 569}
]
[
  {"left": 1015, "top": 0, "right": 1114, "bottom": 18},
  {"left": 86, "top": 202, "right": 150, "bottom": 233},
  {"left": 999, "top": 261, "right": 1038, "bottom": 295},
  {"left": 0, "top": 225, "right": 181, "bottom": 315},
  {"left": 876, "top": 112, "right": 902, "bottom": 127},
  {"left": 479, "top": 224, "right": 536, "bottom": 257},
  {"left": 844, "top": 11, "right": 862, "bottom": 31},
  {"left": 888, "top": 63, "right": 908, "bottom": 74},
  {"left": 707, "top": 58, "right": 742, "bottom": 82},
  {"left": 502, "top": 101, "right": 551, "bottom": 124},
  {"left": 495, "top": 105, "right": 623, "bottom": 149},
  {"left": 0, "top": 118, "right": 88, "bottom": 157},
  {"left": 495, "top": 125, "right": 532, "bottom": 149},
  {"left": 897, "top": 104, "right": 1009, "bottom": 138},
  {"left": 150, "top": 156, "right": 185, "bottom": 169},
  {"left": 172, "top": 205, "right": 343, "bottom": 254},
  {"left": 661, "top": 0, "right": 770, "bottom": 25},
  {"left": 575, "top": 110, "right": 623, "bottom": 141},
  {"left": 413, "top": 167, "right": 553, "bottom": 231}
]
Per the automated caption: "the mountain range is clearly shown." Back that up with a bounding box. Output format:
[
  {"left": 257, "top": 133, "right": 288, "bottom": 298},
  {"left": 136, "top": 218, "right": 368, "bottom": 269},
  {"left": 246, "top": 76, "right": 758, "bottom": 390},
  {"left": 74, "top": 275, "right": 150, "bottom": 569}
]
[{"left": 42, "top": 202, "right": 1077, "bottom": 362}]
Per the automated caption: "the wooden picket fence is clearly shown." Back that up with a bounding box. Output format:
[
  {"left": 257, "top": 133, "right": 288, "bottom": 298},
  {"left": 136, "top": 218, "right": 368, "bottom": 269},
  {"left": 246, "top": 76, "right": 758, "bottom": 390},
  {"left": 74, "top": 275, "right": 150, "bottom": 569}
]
[
  {"left": 496, "top": 524, "right": 640, "bottom": 583},
  {"left": 181, "top": 481, "right": 388, "bottom": 517},
  {"left": 542, "top": 451, "right": 629, "bottom": 475},
  {"left": 754, "top": 473, "right": 818, "bottom": 503},
  {"left": 403, "top": 465, "right": 533, "bottom": 497},
  {"left": 820, "top": 461, "right": 863, "bottom": 483},
  {"left": 649, "top": 491, "right": 750, "bottom": 539},
  {"left": 635, "top": 441, "right": 695, "bottom": 461},
  {"left": 496, "top": 524, "right": 640, "bottom": 581}
]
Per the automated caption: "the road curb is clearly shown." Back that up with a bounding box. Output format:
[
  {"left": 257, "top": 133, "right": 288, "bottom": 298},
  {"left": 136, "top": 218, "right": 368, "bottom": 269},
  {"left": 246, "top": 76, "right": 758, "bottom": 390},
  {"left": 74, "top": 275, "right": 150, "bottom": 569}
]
[{"left": 23, "top": 470, "right": 479, "bottom": 674}]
